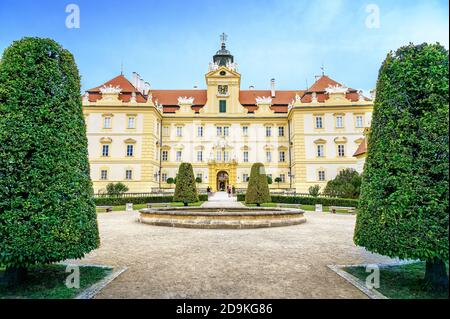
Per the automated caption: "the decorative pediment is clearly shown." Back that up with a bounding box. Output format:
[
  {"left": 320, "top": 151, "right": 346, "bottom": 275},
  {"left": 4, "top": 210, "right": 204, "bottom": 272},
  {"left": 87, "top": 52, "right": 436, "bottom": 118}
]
[
  {"left": 255, "top": 96, "right": 273, "bottom": 105},
  {"left": 178, "top": 96, "right": 195, "bottom": 105},
  {"left": 124, "top": 138, "right": 137, "bottom": 144},
  {"left": 334, "top": 137, "right": 348, "bottom": 144},
  {"left": 100, "top": 137, "right": 112, "bottom": 144},
  {"left": 173, "top": 144, "right": 184, "bottom": 150},
  {"left": 195, "top": 145, "right": 205, "bottom": 150},
  {"left": 264, "top": 145, "right": 274, "bottom": 151},
  {"left": 325, "top": 85, "right": 348, "bottom": 94},
  {"left": 314, "top": 139, "right": 327, "bottom": 144},
  {"left": 278, "top": 146, "right": 288, "bottom": 151},
  {"left": 205, "top": 65, "right": 241, "bottom": 78},
  {"left": 100, "top": 85, "right": 122, "bottom": 94},
  {"left": 241, "top": 145, "right": 250, "bottom": 151}
]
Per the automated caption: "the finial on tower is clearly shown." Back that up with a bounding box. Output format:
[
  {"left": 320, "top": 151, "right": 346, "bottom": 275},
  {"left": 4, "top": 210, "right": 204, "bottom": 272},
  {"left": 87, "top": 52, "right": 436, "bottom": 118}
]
[{"left": 220, "top": 32, "right": 228, "bottom": 48}]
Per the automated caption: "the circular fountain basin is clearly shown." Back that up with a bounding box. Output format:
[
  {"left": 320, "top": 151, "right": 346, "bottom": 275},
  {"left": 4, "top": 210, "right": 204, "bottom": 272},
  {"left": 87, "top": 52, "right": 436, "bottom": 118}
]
[{"left": 139, "top": 206, "right": 306, "bottom": 229}]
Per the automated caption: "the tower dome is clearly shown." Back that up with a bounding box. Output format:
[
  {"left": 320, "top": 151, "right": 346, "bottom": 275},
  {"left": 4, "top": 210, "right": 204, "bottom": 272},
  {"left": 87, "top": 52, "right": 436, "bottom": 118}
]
[{"left": 213, "top": 33, "right": 234, "bottom": 66}]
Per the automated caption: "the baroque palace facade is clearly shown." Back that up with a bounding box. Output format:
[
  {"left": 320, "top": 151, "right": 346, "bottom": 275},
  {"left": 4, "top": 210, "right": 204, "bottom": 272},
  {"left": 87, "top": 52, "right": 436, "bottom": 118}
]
[{"left": 82, "top": 37, "right": 373, "bottom": 193}]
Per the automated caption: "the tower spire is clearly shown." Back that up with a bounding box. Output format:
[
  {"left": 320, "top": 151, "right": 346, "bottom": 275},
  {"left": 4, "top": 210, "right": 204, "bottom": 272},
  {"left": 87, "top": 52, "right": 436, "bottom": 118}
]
[{"left": 220, "top": 32, "right": 228, "bottom": 49}]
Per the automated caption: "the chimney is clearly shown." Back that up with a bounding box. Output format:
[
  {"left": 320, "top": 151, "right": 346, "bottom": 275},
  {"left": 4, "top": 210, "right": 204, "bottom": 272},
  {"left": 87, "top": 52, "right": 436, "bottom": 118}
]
[
  {"left": 144, "top": 82, "right": 151, "bottom": 95},
  {"left": 139, "top": 76, "right": 145, "bottom": 94},
  {"left": 270, "top": 78, "right": 276, "bottom": 98},
  {"left": 132, "top": 72, "right": 139, "bottom": 89}
]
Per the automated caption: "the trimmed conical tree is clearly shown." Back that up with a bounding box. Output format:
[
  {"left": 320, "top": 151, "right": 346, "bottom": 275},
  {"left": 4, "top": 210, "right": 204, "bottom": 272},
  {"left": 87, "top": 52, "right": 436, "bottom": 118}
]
[
  {"left": 173, "top": 163, "right": 198, "bottom": 206},
  {"left": 245, "top": 163, "right": 271, "bottom": 206},
  {"left": 354, "top": 43, "right": 449, "bottom": 292},
  {"left": 0, "top": 38, "right": 100, "bottom": 285}
]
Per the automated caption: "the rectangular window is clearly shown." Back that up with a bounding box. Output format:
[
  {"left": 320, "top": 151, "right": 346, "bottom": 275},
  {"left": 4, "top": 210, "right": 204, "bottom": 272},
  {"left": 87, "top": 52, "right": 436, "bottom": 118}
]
[
  {"left": 266, "top": 126, "right": 272, "bottom": 137},
  {"left": 196, "top": 173, "right": 203, "bottom": 180},
  {"left": 279, "top": 151, "right": 286, "bottom": 162},
  {"left": 243, "top": 151, "right": 249, "bottom": 163},
  {"left": 278, "top": 126, "right": 285, "bottom": 137},
  {"left": 162, "top": 150, "right": 168, "bottom": 161},
  {"left": 125, "top": 170, "right": 133, "bottom": 180},
  {"left": 163, "top": 126, "right": 169, "bottom": 136},
  {"left": 176, "top": 126, "right": 183, "bottom": 137},
  {"left": 315, "top": 116, "right": 323, "bottom": 129},
  {"left": 128, "top": 117, "right": 135, "bottom": 129},
  {"left": 216, "top": 151, "right": 222, "bottom": 161},
  {"left": 198, "top": 126, "right": 203, "bottom": 137},
  {"left": 318, "top": 170, "right": 326, "bottom": 181},
  {"left": 156, "top": 122, "right": 160, "bottom": 135},
  {"left": 102, "top": 144, "right": 110, "bottom": 157},
  {"left": 280, "top": 174, "right": 286, "bottom": 183},
  {"left": 162, "top": 173, "right": 168, "bottom": 182},
  {"left": 338, "top": 144, "right": 345, "bottom": 157},
  {"left": 219, "top": 100, "right": 227, "bottom": 113},
  {"left": 242, "top": 126, "right": 248, "bottom": 136},
  {"left": 336, "top": 116, "right": 344, "bottom": 128},
  {"left": 223, "top": 127, "right": 229, "bottom": 136},
  {"left": 317, "top": 145, "right": 324, "bottom": 157},
  {"left": 103, "top": 117, "right": 111, "bottom": 129},
  {"left": 126, "top": 145, "right": 134, "bottom": 157},
  {"left": 176, "top": 151, "right": 182, "bottom": 162},
  {"left": 266, "top": 151, "right": 272, "bottom": 162},
  {"left": 356, "top": 115, "right": 364, "bottom": 128},
  {"left": 197, "top": 151, "right": 203, "bottom": 162},
  {"left": 217, "top": 127, "right": 222, "bottom": 136},
  {"left": 100, "top": 170, "right": 108, "bottom": 180},
  {"left": 224, "top": 151, "right": 229, "bottom": 162},
  {"left": 243, "top": 174, "right": 249, "bottom": 182}
]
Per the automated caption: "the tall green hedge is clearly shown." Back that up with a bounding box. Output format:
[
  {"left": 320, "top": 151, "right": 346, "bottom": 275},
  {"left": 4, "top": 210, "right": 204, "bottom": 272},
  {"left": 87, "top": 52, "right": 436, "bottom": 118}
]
[
  {"left": 245, "top": 163, "right": 271, "bottom": 206},
  {"left": 0, "top": 38, "right": 100, "bottom": 281},
  {"left": 237, "top": 194, "right": 358, "bottom": 207},
  {"left": 94, "top": 195, "right": 208, "bottom": 206},
  {"left": 354, "top": 43, "right": 449, "bottom": 291},
  {"left": 173, "top": 163, "right": 198, "bottom": 206}
]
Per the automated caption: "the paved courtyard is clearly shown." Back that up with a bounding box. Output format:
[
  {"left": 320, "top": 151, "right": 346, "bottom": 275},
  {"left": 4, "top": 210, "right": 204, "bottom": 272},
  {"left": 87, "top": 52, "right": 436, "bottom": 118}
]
[{"left": 69, "top": 210, "right": 395, "bottom": 299}]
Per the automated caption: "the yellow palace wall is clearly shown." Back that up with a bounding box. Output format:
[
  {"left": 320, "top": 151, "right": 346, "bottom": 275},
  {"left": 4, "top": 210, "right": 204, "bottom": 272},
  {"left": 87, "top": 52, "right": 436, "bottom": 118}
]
[{"left": 82, "top": 65, "right": 373, "bottom": 194}]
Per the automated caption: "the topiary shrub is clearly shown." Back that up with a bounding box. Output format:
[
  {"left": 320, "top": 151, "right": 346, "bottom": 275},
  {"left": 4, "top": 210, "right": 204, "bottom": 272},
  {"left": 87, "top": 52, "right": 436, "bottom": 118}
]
[
  {"left": 354, "top": 43, "right": 449, "bottom": 292},
  {"left": 323, "top": 168, "right": 361, "bottom": 199},
  {"left": 173, "top": 163, "right": 198, "bottom": 206},
  {"left": 308, "top": 185, "right": 321, "bottom": 197},
  {"left": 106, "top": 182, "right": 129, "bottom": 197},
  {"left": 245, "top": 163, "right": 271, "bottom": 206},
  {"left": 0, "top": 37, "right": 100, "bottom": 285}
]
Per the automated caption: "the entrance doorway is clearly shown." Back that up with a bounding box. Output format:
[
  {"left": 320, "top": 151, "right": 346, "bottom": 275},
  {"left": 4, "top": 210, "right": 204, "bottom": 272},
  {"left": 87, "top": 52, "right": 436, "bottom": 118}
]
[{"left": 216, "top": 171, "right": 229, "bottom": 191}]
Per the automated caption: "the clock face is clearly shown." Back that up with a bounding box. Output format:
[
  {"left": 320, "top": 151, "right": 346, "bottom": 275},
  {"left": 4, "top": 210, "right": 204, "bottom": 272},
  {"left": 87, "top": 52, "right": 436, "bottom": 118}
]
[
  {"left": 218, "top": 85, "right": 228, "bottom": 95},
  {"left": 220, "top": 71, "right": 226, "bottom": 76}
]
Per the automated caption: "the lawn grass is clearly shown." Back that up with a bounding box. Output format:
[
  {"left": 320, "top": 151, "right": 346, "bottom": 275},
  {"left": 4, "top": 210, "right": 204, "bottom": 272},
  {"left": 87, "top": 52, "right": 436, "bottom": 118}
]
[
  {"left": 0, "top": 264, "right": 112, "bottom": 299},
  {"left": 344, "top": 262, "right": 449, "bottom": 299},
  {"left": 97, "top": 201, "right": 205, "bottom": 213}
]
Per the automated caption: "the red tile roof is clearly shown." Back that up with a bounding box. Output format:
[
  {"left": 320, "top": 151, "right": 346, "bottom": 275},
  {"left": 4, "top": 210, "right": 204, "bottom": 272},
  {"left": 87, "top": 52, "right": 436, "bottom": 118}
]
[
  {"left": 151, "top": 90, "right": 207, "bottom": 106},
  {"left": 354, "top": 139, "right": 367, "bottom": 157},
  {"left": 86, "top": 75, "right": 147, "bottom": 103},
  {"left": 308, "top": 75, "right": 344, "bottom": 92},
  {"left": 84, "top": 74, "right": 369, "bottom": 112}
]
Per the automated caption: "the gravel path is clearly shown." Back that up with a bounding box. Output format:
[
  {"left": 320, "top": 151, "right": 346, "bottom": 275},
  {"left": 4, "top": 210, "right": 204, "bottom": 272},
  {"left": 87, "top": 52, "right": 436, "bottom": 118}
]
[{"left": 68, "top": 211, "right": 394, "bottom": 299}]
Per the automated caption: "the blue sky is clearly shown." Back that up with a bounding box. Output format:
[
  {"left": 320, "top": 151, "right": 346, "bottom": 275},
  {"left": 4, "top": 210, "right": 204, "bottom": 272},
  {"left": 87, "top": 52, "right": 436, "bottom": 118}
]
[{"left": 0, "top": 0, "right": 448, "bottom": 93}]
